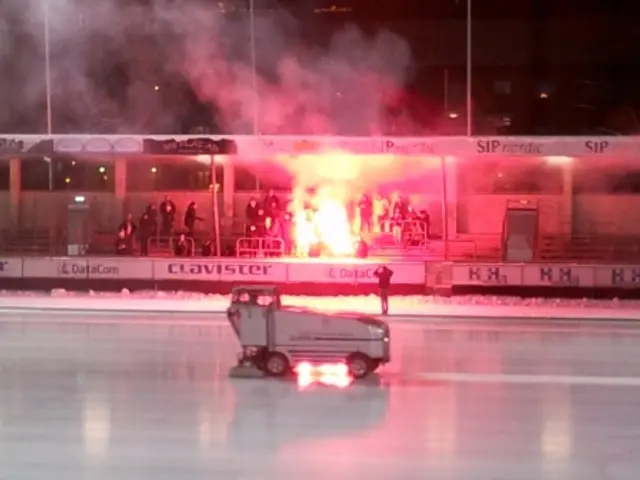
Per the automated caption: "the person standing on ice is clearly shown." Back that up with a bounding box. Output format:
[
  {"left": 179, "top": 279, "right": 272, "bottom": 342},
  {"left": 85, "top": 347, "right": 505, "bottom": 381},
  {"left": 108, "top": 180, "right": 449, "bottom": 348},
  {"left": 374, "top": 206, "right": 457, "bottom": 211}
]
[{"left": 374, "top": 265, "right": 394, "bottom": 315}]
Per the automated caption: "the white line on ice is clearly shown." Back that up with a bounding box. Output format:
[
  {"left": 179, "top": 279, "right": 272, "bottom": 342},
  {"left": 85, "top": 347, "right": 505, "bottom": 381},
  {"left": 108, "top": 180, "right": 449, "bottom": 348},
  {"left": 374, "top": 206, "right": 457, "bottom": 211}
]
[{"left": 417, "top": 372, "right": 640, "bottom": 387}]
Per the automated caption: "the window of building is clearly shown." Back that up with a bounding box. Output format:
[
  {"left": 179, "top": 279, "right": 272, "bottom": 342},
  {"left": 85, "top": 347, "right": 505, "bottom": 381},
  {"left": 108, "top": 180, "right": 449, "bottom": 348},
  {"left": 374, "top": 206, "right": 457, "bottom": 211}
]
[
  {"left": 126, "top": 158, "right": 223, "bottom": 192},
  {"left": 536, "top": 81, "right": 556, "bottom": 99},
  {"left": 234, "top": 163, "right": 294, "bottom": 192},
  {"left": 573, "top": 163, "right": 640, "bottom": 194},
  {"left": 20, "top": 157, "right": 114, "bottom": 192},
  {"left": 20, "top": 158, "right": 49, "bottom": 191},
  {"left": 255, "top": 170, "right": 294, "bottom": 191},
  {"left": 494, "top": 80, "right": 511, "bottom": 95},
  {"left": 235, "top": 167, "right": 260, "bottom": 191}
]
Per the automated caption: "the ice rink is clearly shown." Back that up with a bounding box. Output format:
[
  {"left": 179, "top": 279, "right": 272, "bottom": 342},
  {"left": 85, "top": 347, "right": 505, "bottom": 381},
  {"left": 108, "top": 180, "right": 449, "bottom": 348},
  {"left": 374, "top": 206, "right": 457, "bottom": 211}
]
[{"left": 1, "top": 312, "right": 640, "bottom": 479}]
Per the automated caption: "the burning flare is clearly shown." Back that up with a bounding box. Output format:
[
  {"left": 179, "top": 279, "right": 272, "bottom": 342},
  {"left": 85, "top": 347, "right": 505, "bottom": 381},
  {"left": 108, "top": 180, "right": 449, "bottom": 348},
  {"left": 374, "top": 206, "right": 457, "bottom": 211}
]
[{"left": 292, "top": 185, "right": 355, "bottom": 257}]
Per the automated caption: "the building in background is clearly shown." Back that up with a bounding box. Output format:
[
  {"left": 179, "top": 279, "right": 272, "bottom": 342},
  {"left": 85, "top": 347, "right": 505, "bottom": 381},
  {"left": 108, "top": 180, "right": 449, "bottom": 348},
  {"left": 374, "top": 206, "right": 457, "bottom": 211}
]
[{"left": 304, "top": 0, "right": 640, "bottom": 135}]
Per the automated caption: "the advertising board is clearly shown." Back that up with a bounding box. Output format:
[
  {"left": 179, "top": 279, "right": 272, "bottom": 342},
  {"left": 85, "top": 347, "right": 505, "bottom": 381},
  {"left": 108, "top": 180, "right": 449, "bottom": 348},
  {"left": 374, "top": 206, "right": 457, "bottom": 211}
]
[
  {"left": 0, "top": 258, "right": 23, "bottom": 278},
  {"left": 11, "top": 256, "right": 640, "bottom": 292},
  {"left": 286, "top": 261, "right": 425, "bottom": 285},
  {"left": 521, "top": 264, "right": 594, "bottom": 287},
  {"left": 153, "top": 258, "right": 287, "bottom": 282},
  {"left": 382, "top": 138, "right": 436, "bottom": 155},
  {"left": 594, "top": 265, "right": 640, "bottom": 288},
  {"left": 451, "top": 264, "right": 522, "bottom": 286},
  {"left": 452, "top": 263, "right": 640, "bottom": 288},
  {"left": 85, "top": 258, "right": 154, "bottom": 279},
  {"left": 23, "top": 258, "right": 87, "bottom": 279},
  {"left": 22, "top": 257, "right": 153, "bottom": 279}
]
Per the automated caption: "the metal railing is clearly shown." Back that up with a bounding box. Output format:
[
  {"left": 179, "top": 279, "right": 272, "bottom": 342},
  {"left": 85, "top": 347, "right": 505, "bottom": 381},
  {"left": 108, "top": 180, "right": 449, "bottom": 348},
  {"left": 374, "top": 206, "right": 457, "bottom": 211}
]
[
  {"left": 236, "top": 237, "right": 285, "bottom": 257},
  {"left": 147, "top": 235, "right": 196, "bottom": 256},
  {"left": 0, "top": 227, "right": 65, "bottom": 256},
  {"left": 379, "top": 220, "right": 429, "bottom": 249},
  {"left": 445, "top": 239, "right": 479, "bottom": 259},
  {"left": 402, "top": 220, "right": 428, "bottom": 249}
]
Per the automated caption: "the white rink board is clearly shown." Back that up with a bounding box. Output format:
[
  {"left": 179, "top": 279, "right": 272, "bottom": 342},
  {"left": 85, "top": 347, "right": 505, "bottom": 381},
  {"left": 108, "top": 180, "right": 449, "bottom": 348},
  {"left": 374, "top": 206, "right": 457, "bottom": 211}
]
[
  {"left": 286, "top": 262, "right": 425, "bottom": 285},
  {"left": 22, "top": 257, "right": 153, "bottom": 279}
]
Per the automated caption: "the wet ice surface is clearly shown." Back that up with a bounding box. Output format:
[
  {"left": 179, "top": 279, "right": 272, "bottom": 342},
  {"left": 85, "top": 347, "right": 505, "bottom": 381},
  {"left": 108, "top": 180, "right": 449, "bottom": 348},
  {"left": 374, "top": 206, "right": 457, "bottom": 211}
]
[{"left": 0, "top": 314, "right": 640, "bottom": 479}]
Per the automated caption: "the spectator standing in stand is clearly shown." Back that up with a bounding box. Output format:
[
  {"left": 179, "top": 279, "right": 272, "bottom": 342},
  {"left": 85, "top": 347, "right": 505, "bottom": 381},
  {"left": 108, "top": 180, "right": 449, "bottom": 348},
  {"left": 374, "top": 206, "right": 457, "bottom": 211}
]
[
  {"left": 145, "top": 203, "right": 158, "bottom": 238},
  {"left": 255, "top": 205, "right": 267, "bottom": 236},
  {"left": 138, "top": 206, "right": 155, "bottom": 256},
  {"left": 358, "top": 194, "right": 373, "bottom": 233},
  {"left": 245, "top": 198, "right": 260, "bottom": 236},
  {"left": 391, "top": 196, "right": 409, "bottom": 244},
  {"left": 373, "top": 265, "right": 394, "bottom": 315},
  {"left": 118, "top": 213, "right": 137, "bottom": 252},
  {"left": 281, "top": 211, "right": 293, "bottom": 255},
  {"left": 264, "top": 189, "right": 280, "bottom": 220},
  {"left": 377, "top": 195, "right": 391, "bottom": 232},
  {"left": 159, "top": 195, "right": 176, "bottom": 241},
  {"left": 392, "top": 195, "right": 408, "bottom": 218},
  {"left": 184, "top": 201, "right": 203, "bottom": 238}
]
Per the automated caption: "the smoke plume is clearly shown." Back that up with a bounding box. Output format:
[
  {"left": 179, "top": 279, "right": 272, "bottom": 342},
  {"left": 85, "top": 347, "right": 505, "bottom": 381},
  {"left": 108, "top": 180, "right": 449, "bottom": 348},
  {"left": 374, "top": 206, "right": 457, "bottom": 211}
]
[
  {"left": 1, "top": 0, "right": 414, "bottom": 136},
  {"left": 0, "top": 0, "right": 435, "bottom": 203}
]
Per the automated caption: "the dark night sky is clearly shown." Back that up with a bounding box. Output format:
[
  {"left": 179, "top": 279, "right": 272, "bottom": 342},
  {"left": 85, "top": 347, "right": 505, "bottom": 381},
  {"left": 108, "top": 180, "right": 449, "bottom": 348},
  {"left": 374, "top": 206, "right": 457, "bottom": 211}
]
[{"left": 0, "top": 0, "right": 639, "bottom": 135}]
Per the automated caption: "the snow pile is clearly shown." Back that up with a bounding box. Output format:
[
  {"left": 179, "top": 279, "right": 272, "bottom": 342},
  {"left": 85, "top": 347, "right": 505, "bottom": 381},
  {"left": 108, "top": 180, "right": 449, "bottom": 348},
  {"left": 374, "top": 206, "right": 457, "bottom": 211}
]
[{"left": 0, "top": 289, "right": 636, "bottom": 321}]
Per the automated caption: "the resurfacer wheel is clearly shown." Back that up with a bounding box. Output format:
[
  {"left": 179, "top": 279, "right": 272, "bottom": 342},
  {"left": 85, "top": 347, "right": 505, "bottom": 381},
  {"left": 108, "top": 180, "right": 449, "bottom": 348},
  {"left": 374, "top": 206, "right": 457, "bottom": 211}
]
[
  {"left": 346, "top": 353, "right": 373, "bottom": 379},
  {"left": 264, "top": 352, "right": 290, "bottom": 377}
]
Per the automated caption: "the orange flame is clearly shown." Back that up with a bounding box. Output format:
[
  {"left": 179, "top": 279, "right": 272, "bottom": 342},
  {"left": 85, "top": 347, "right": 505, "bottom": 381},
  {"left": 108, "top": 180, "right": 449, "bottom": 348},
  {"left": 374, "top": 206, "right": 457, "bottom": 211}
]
[
  {"left": 292, "top": 185, "right": 355, "bottom": 257},
  {"left": 295, "top": 362, "right": 352, "bottom": 389}
]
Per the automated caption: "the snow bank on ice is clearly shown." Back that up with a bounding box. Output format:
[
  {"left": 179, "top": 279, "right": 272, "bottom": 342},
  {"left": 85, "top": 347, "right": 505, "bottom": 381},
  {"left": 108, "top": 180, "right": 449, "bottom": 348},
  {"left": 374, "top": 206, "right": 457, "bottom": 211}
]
[{"left": 0, "top": 289, "right": 636, "bottom": 321}]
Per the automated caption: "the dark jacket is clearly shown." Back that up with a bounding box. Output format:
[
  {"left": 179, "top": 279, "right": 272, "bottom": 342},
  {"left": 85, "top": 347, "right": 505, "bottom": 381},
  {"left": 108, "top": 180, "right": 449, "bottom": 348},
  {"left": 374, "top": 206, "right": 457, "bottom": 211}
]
[
  {"left": 160, "top": 200, "right": 176, "bottom": 222},
  {"left": 184, "top": 203, "right": 203, "bottom": 231},
  {"left": 374, "top": 266, "right": 394, "bottom": 289}
]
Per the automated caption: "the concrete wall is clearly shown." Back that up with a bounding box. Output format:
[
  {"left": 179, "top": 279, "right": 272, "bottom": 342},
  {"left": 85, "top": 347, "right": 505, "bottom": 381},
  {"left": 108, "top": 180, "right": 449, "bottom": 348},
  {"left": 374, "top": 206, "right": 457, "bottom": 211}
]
[
  {"left": 457, "top": 194, "right": 640, "bottom": 236},
  {"left": 458, "top": 194, "right": 565, "bottom": 235}
]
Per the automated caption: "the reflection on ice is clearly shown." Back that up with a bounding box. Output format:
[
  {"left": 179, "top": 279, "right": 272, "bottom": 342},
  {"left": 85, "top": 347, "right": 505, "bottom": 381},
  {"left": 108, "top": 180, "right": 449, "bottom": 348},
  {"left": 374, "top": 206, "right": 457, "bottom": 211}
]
[
  {"left": 541, "top": 386, "right": 574, "bottom": 476},
  {"left": 82, "top": 391, "right": 111, "bottom": 460},
  {"left": 226, "top": 379, "right": 389, "bottom": 454},
  {"left": 295, "top": 362, "right": 352, "bottom": 389}
]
